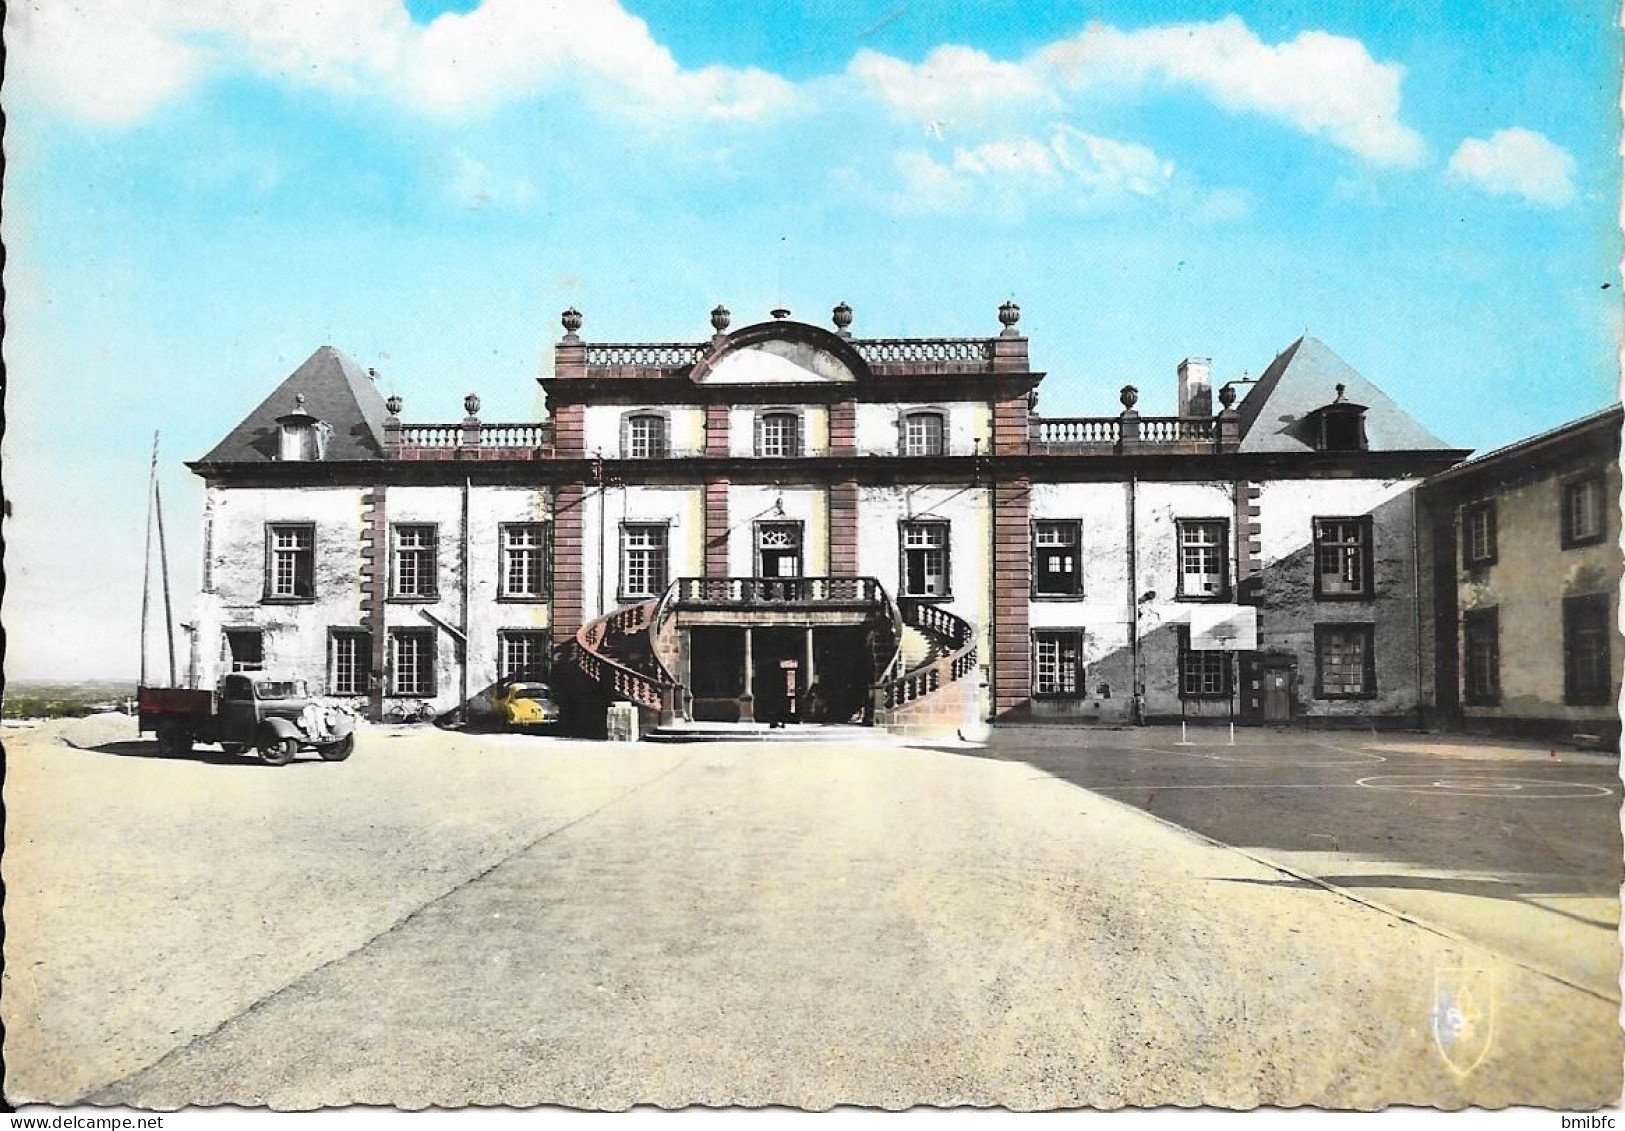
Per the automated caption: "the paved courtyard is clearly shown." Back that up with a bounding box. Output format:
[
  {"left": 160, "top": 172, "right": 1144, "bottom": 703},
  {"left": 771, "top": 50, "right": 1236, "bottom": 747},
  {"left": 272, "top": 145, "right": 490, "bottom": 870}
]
[{"left": 2, "top": 715, "right": 1619, "bottom": 1110}]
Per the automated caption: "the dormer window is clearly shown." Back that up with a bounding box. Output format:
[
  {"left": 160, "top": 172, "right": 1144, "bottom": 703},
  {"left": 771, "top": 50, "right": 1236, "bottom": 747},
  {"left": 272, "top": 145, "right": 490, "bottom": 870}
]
[
  {"left": 755, "top": 411, "right": 802, "bottom": 457},
  {"left": 902, "top": 410, "right": 946, "bottom": 456},
  {"left": 623, "top": 412, "right": 669, "bottom": 459},
  {"left": 1308, "top": 384, "right": 1368, "bottom": 452},
  {"left": 275, "top": 396, "right": 331, "bottom": 461}
]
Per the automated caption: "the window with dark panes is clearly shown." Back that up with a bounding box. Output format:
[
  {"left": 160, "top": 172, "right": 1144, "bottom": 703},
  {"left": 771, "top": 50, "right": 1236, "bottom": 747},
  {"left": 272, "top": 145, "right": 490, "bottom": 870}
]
[
  {"left": 1315, "top": 624, "right": 1375, "bottom": 698},
  {"left": 901, "top": 521, "right": 950, "bottom": 597},
  {"left": 266, "top": 524, "right": 315, "bottom": 600},
  {"left": 225, "top": 629, "right": 264, "bottom": 673},
  {"left": 901, "top": 411, "right": 946, "bottom": 456},
  {"left": 392, "top": 525, "right": 437, "bottom": 599},
  {"left": 1179, "top": 631, "right": 1231, "bottom": 698},
  {"left": 620, "top": 524, "right": 668, "bottom": 598},
  {"left": 1033, "top": 521, "right": 1082, "bottom": 597},
  {"left": 389, "top": 629, "right": 435, "bottom": 697},
  {"left": 1562, "top": 475, "right": 1606, "bottom": 548},
  {"left": 1462, "top": 608, "right": 1499, "bottom": 706},
  {"left": 498, "top": 630, "right": 551, "bottom": 681},
  {"left": 1313, "top": 517, "right": 1373, "bottom": 599},
  {"left": 1564, "top": 594, "right": 1612, "bottom": 705},
  {"left": 500, "top": 523, "right": 549, "bottom": 599},
  {"left": 330, "top": 630, "right": 370, "bottom": 696},
  {"left": 1033, "top": 630, "right": 1084, "bottom": 697},
  {"left": 755, "top": 412, "right": 801, "bottom": 457},
  {"left": 1177, "top": 519, "right": 1228, "bottom": 599},
  {"left": 624, "top": 414, "right": 669, "bottom": 459}
]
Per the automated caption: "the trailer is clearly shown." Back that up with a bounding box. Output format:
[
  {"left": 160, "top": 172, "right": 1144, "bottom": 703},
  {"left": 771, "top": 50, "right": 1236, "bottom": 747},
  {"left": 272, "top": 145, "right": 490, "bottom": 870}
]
[{"left": 138, "top": 675, "right": 357, "bottom": 765}]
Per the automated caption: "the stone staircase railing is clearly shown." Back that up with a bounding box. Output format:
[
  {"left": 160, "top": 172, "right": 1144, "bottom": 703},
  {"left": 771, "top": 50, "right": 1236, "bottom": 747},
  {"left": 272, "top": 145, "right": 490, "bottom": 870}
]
[
  {"left": 572, "top": 600, "right": 680, "bottom": 716},
  {"left": 870, "top": 599, "right": 977, "bottom": 717}
]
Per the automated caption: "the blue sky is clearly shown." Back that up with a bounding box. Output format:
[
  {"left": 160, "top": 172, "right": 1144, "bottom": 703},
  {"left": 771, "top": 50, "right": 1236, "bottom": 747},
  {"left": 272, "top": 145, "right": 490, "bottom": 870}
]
[{"left": 4, "top": 0, "right": 1619, "bottom": 680}]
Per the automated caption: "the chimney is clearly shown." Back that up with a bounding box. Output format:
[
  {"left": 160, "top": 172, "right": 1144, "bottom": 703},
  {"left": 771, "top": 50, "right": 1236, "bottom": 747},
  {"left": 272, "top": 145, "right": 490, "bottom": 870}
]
[{"left": 1178, "top": 357, "right": 1212, "bottom": 417}]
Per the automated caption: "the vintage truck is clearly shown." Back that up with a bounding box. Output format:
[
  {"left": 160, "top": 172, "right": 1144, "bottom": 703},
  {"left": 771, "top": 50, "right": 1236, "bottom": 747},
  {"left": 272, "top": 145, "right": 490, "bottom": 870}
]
[{"left": 138, "top": 674, "right": 357, "bottom": 765}]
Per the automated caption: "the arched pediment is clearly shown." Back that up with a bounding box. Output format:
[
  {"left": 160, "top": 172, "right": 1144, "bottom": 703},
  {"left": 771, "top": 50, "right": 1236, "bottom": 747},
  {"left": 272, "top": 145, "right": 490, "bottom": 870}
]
[{"left": 691, "top": 321, "right": 870, "bottom": 386}]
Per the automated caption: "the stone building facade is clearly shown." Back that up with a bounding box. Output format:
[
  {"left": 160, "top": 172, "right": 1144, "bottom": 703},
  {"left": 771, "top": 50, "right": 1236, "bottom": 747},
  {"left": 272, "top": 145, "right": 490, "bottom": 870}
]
[
  {"left": 186, "top": 302, "right": 1469, "bottom": 734},
  {"left": 1420, "top": 406, "right": 1623, "bottom": 742}
]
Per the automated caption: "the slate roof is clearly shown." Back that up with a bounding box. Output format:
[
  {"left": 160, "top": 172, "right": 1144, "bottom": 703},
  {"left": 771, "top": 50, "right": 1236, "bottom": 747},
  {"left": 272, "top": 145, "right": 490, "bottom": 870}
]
[
  {"left": 198, "top": 346, "right": 390, "bottom": 463},
  {"left": 1234, "top": 335, "right": 1455, "bottom": 454}
]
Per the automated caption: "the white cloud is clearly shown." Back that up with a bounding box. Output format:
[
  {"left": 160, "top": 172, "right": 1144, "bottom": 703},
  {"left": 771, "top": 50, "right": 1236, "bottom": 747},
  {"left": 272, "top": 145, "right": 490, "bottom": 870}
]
[
  {"left": 848, "top": 45, "right": 1056, "bottom": 134},
  {"left": 1038, "top": 16, "right": 1426, "bottom": 167},
  {"left": 952, "top": 137, "right": 1059, "bottom": 179},
  {"left": 4, "top": 0, "right": 797, "bottom": 127},
  {"left": 890, "top": 150, "right": 973, "bottom": 213},
  {"left": 851, "top": 16, "right": 1426, "bottom": 168},
  {"left": 1048, "top": 126, "right": 1173, "bottom": 198},
  {"left": 1447, "top": 128, "right": 1578, "bottom": 208},
  {"left": 445, "top": 151, "right": 536, "bottom": 210}
]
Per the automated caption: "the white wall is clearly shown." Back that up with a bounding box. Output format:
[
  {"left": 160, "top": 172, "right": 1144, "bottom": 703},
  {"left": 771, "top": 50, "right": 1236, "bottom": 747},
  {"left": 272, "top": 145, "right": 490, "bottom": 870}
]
[
  {"left": 726, "top": 405, "right": 829, "bottom": 458},
  {"left": 583, "top": 404, "right": 705, "bottom": 457},
  {"left": 723, "top": 486, "right": 829, "bottom": 576},
  {"left": 853, "top": 402, "right": 989, "bottom": 457},
  {"left": 579, "top": 484, "right": 705, "bottom": 620}
]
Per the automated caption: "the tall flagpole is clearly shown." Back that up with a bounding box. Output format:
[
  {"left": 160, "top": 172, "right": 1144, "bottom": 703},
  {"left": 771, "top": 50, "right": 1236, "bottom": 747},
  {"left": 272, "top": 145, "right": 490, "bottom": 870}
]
[
  {"left": 155, "top": 450, "right": 178, "bottom": 687},
  {"left": 140, "top": 432, "right": 158, "bottom": 687}
]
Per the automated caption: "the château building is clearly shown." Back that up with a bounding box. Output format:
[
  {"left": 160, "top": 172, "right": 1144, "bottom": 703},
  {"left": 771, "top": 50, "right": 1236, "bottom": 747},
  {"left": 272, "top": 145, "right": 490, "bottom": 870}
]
[{"left": 186, "top": 301, "right": 1471, "bottom": 735}]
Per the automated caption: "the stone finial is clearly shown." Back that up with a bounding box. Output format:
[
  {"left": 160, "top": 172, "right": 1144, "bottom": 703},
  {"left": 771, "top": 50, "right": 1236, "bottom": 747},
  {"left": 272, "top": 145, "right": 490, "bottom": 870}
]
[
  {"left": 998, "top": 299, "right": 1021, "bottom": 335},
  {"left": 770, "top": 306, "right": 791, "bottom": 320},
  {"left": 1218, "top": 383, "right": 1238, "bottom": 409},
  {"left": 561, "top": 307, "right": 583, "bottom": 339},
  {"left": 464, "top": 393, "right": 481, "bottom": 417},
  {"left": 710, "top": 304, "right": 731, "bottom": 333},
  {"left": 1334, "top": 382, "right": 1347, "bottom": 403},
  {"left": 832, "top": 301, "right": 854, "bottom": 335},
  {"left": 385, "top": 394, "right": 403, "bottom": 416},
  {"left": 294, "top": 393, "right": 307, "bottom": 410},
  {"left": 1119, "top": 384, "right": 1139, "bottom": 411}
]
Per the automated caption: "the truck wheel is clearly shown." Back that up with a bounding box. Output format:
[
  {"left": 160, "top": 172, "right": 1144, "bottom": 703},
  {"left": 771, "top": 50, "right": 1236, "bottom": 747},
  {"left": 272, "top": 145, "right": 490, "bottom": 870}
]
[
  {"left": 156, "top": 722, "right": 193, "bottom": 758},
  {"left": 258, "top": 737, "right": 296, "bottom": 766},
  {"left": 319, "top": 733, "right": 355, "bottom": 762}
]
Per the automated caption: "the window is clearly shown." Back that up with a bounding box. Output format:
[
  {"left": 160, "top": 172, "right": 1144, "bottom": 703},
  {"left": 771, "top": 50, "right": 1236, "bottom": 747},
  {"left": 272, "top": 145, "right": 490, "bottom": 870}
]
[
  {"left": 755, "top": 412, "right": 802, "bottom": 457},
  {"left": 330, "top": 630, "right": 371, "bottom": 696},
  {"left": 1178, "top": 629, "right": 1231, "bottom": 698},
  {"left": 1033, "top": 630, "right": 1084, "bottom": 697},
  {"left": 1562, "top": 475, "right": 1607, "bottom": 548},
  {"left": 1177, "top": 520, "right": 1229, "bottom": 600},
  {"left": 620, "top": 524, "right": 669, "bottom": 598},
  {"left": 901, "top": 521, "right": 951, "bottom": 597},
  {"left": 1462, "top": 609, "right": 1499, "bottom": 706},
  {"left": 1564, "top": 594, "right": 1612, "bottom": 706},
  {"left": 1032, "top": 521, "right": 1082, "bottom": 597},
  {"left": 389, "top": 629, "right": 436, "bottom": 697},
  {"left": 224, "top": 629, "right": 264, "bottom": 673},
  {"left": 391, "top": 525, "right": 438, "bottom": 599},
  {"left": 901, "top": 411, "right": 946, "bottom": 456},
  {"left": 500, "top": 523, "right": 550, "bottom": 599},
  {"left": 1317, "top": 407, "right": 1367, "bottom": 451},
  {"left": 623, "top": 413, "right": 669, "bottom": 459},
  {"left": 1315, "top": 624, "right": 1375, "bottom": 699},
  {"left": 757, "top": 522, "right": 803, "bottom": 578},
  {"left": 1313, "top": 517, "right": 1373, "bottom": 599},
  {"left": 265, "top": 524, "right": 315, "bottom": 600},
  {"left": 1462, "top": 501, "right": 1497, "bottom": 568},
  {"left": 498, "top": 630, "right": 551, "bottom": 681}
]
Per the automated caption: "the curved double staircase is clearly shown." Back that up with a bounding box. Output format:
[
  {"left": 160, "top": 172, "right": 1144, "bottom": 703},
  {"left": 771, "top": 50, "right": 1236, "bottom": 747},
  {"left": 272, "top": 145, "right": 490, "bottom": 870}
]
[{"left": 570, "top": 577, "right": 977, "bottom": 734}]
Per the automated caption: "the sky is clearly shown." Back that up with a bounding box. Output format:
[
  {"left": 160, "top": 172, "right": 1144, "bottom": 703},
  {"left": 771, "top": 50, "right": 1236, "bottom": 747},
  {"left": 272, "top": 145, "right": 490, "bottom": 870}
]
[{"left": 3, "top": 0, "right": 1620, "bottom": 681}]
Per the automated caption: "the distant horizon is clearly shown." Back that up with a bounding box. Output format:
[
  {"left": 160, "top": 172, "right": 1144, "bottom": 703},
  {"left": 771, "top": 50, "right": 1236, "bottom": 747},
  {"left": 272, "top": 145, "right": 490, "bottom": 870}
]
[{"left": 6, "top": 0, "right": 1619, "bottom": 682}]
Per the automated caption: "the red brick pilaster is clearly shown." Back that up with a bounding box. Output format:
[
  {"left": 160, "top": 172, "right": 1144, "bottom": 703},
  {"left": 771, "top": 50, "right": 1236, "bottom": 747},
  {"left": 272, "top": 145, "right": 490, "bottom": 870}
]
[
  {"left": 359, "top": 484, "right": 388, "bottom": 720},
  {"left": 829, "top": 481, "right": 858, "bottom": 576},
  {"left": 829, "top": 400, "right": 855, "bottom": 456},
  {"left": 706, "top": 480, "right": 730, "bottom": 576},
  {"left": 552, "top": 484, "right": 585, "bottom": 650},
  {"left": 705, "top": 403, "right": 730, "bottom": 457},
  {"left": 991, "top": 388, "right": 1032, "bottom": 717},
  {"left": 551, "top": 404, "right": 584, "bottom": 457}
]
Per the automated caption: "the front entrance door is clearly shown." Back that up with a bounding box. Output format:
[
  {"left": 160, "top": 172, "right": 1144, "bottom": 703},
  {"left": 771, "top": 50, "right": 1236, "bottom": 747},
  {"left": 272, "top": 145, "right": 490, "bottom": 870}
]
[
  {"left": 1263, "top": 662, "right": 1296, "bottom": 722},
  {"left": 757, "top": 522, "right": 803, "bottom": 579}
]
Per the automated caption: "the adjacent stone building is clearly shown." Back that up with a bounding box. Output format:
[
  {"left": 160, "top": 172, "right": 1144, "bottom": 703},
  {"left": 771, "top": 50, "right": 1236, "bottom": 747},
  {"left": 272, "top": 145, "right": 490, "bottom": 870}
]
[
  {"left": 1420, "top": 405, "right": 1623, "bottom": 742},
  {"left": 186, "top": 302, "right": 1470, "bottom": 734}
]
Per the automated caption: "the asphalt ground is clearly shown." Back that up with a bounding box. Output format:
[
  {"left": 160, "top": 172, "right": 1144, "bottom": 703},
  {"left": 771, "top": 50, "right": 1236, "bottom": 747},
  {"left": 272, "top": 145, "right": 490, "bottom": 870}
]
[
  {"left": 983, "top": 726, "right": 1624, "bottom": 1000},
  {"left": 3, "top": 715, "right": 1620, "bottom": 1110}
]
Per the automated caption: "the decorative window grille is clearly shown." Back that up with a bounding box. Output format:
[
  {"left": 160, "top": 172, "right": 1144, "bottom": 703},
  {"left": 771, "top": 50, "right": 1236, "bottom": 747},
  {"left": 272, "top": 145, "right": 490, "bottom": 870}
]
[
  {"left": 901, "top": 521, "right": 950, "bottom": 597},
  {"left": 1177, "top": 520, "right": 1228, "bottom": 599},
  {"left": 500, "top": 524, "right": 549, "bottom": 598},
  {"left": 392, "top": 525, "right": 437, "bottom": 599},
  {"left": 1033, "top": 521, "right": 1082, "bottom": 597},
  {"left": 1033, "top": 630, "right": 1084, "bottom": 697},
  {"left": 1313, "top": 518, "right": 1373, "bottom": 598},
  {"left": 620, "top": 524, "right": 668, "bottom": 598},
  {"left": 266, "top": 524, "right": 315, "bottom": 599}
]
